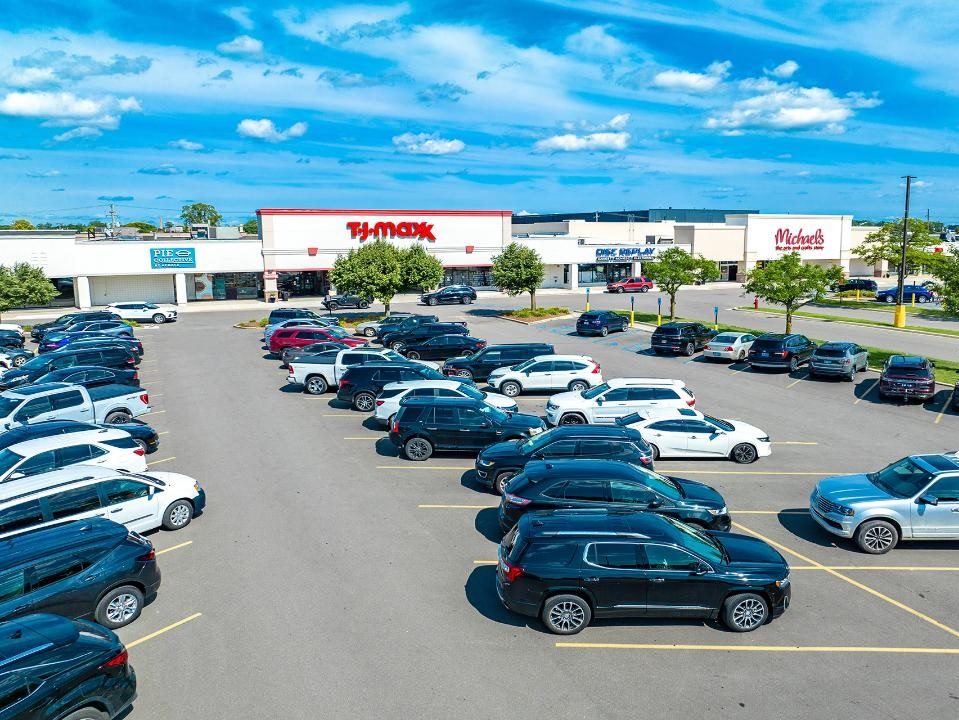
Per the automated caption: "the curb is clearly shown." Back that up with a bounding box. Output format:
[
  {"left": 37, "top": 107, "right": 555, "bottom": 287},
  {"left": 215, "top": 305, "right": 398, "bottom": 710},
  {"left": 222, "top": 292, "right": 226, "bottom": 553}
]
[
  {"left": 233, "top": 323, "right": 263, "bottom": 330},
  {"left": 497, "top": 313, "right": 578, "bottom": 325},
  {"left": 734, "top": 308, "right": 959, "bottom": 342}
]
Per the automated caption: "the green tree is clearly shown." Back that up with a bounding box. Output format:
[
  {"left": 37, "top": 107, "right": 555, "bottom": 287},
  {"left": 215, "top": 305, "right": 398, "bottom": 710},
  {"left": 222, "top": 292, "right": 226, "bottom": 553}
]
[
  {"left": 11, "top": 219, "right": 34, "bottom": 230},
  {"left": 930, "top": 251, "right": 959, "bottom": 316},
  {"left": 242, "top": 218, "right": 259, "bottom": 235},
  {"left": 642, "top": 247, "right": 720, "bottom": 320},
  {"left": 491, "top": 243, "right": 544, "bottom": 310},
  {"left": 126, "top": 221, "right": 157, "bottom": 233},
  {"left": 744, "top": 252, "right": 844, "bottom": 333},
  {"left": 856, "top": 218, "right": 937, "bottom": 278},
  {"left": 329, "top": 240, "right": 404, "bottom": 314},
  {"left": 0, "top": 263, "right": 58, "bottom": 320},
  {"left": 180, "top": 203, "right": 222, "bottom": 227},
  {"left": 401, "top": 244, "right": 443, "bottom": 291}
]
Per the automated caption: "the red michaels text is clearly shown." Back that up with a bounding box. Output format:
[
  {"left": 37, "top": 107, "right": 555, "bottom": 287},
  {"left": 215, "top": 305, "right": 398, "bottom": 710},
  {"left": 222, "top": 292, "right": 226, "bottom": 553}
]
[
  {"left": 347, "top": 221, "right": 436, "bottom": 242},
  {"left": 774, "top": 227, "right": 825, "bottom": 251}
]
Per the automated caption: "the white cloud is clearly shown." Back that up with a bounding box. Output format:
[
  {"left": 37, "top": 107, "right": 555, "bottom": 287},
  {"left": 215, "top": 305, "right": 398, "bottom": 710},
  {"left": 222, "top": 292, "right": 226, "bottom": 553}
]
[
  {"left": 52, "top": 126, "right": 102, "bottom": 142},
  {"left": 169, "top": 138, "right": 204, "bottom": 151},
  {"left": 223, "top": 6, "right": 254, "bottom": 30},
  {"left": 605, "top": 113, "right": 630, "bottom": 130},
  {"left": 563, "top": 25, "right": 628, "bottom": 57},
  {"left": 216, "top": 35, "right": 263, "bottom": 56},
  {"left": 910, "top": 179, "right": 931, "bottom": 187},
  {"left": 275, "top": 3, "right": 410, "bottom": 45},
  {"left": 653, "top": 60, "right": 730, "bottom": 92},
  {"left": 26, "top": 170, "right": 62, "bottom": 177},
  {"left": 535, "top": 131, "right": 630, "bottom": 152},
  {"left": 392, "top": 132, "right": 465, "bottom": 155},
  {"left": 0, "top": 91, "right": 141, "bottom": 128},
  {"left": 767, "top": 60, "right": 799, "bottom": 79},
  {"left": 236, "top": 118, "right": 307, "bottom": 142}
]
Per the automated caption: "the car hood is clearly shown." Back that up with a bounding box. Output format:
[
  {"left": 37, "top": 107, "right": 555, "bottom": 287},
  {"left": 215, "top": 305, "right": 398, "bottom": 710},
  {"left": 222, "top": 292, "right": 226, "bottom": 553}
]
[
  {"left": 478, "top": 439, "right": 526, "bottom": 462},
  {"left": 483, "top": 394, "right": 518, "bottom": 411},
  {"left": 147, "top": 470, "right": 200, "bottom": 492},
  {"left": 487, "top": 365, "right": 517, "bottom": 377},
  {"left": 716, "top": 532, "right": 787, "bottom": 571},
  {"left": 815, "top": 474, "right": 893, "bottom": 504},
  {"left": 547, "top": 389, "right": 588, "bottom": 407},
  {"left": 727, "top": 420, "right": 767, "bottom": 438},
  {"left": 673, "top": 477, "right": 725, "bottom": 509},
  {"left": 499, "top": 413, "right": 546, "bottom": 432}
]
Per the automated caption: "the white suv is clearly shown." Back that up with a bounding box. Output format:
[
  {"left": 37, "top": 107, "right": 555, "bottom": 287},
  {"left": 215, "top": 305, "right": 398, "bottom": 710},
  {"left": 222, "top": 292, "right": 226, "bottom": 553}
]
[
  {"left": 106, "top": 302, "right": 178, "bottom": 324},
  {"left": 545, "top": 378, "right": 695, "bottom": 426},
  {"left": 373, "top": 380, "right": 518, "bottom": 425},
  {"left": 487, "top": 355, "right": 602, "bottom": 397},
  {"left": 0, "top": 428, "right": 147, "bottom": 483}
]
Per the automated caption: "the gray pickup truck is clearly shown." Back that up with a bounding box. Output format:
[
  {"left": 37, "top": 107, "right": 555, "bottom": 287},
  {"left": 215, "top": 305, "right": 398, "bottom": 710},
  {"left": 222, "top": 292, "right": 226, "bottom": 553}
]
[
  {"left": 0, "top": 382, "right": 151, "bottom": 430},
  {"left": 810, "top": 452, "right": 959, "bottom": 553}
]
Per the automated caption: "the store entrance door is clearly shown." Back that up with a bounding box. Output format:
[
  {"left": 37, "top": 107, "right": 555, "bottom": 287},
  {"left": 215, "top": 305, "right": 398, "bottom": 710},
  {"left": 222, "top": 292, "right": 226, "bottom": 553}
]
[{"left": 278, "top": 272, "right": 328, "bottom": 296}]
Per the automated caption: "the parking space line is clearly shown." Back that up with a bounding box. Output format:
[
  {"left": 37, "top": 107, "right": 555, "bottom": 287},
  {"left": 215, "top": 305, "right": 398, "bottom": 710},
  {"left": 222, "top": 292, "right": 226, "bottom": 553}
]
[
  {"left": 149, "top": 393, "right": 164, "bottom": 398},
  {"left": 854, "top": 379, "right": 879, "bottom": 405},
  {"left": 732, "top": 521, "right": 959, "bottom": 640},
  {"left": 343, "top": 437, "right": 376, "bottom": 440},
  {"left": 147, "top": 456, "right": 176, "bottom": 466},
  {"left": 322, "top": 413, "right": 356, "bottom": 417},
  {"left": 139, "top": 381, "right": 162, "bottom": 386},
  {"left": 785, "top": 372, "right": 809, "bottom": 388},
  {"left": 554, "top": 642, "right": 959, "bottom": 655},
  {"left": 141, "top": 410, "right": 166, "bottom": 416},
  {"left": 935, "top": 389, "right": 955, "bottom": 424},
  {"left": 667, "top": 470, "right": 831, "bottom": 476},
  {"left": 473, "top": 560, "right": 497, "bottom": 565},
  {"left": 155, "top": 540, "right": 193, "bottom": 556},
  {"left": 126, "top": 612, "right": 202, "bottom": 649},
  {"left": 158, "top": 431, "right": 169, "bottom": 436}
]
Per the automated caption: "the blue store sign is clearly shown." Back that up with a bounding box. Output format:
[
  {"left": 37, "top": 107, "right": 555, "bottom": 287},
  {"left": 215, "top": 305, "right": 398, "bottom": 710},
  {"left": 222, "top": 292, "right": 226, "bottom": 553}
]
[
  {"left": 594, "top": 247, "right": 656, "bottom": 262},
  {"left": 150, "top": 247, "right": 196, "bottom": 269}
]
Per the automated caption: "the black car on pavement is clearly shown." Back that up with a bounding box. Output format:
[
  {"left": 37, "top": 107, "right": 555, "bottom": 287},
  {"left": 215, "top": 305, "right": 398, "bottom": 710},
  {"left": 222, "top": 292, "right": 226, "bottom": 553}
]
[
  {"left": 476, "top": 424, "right": 654, "bottom": 494},
  {"left": 0, "top": 613, "right": 137, "bottom": 719},
  {"left": 420, "top": 285, "right": 477, "bottom": 306},
  {"left": 0, "top": 418, "right": 160, "bottom": 454},
  {"left": 497, "top": 458, "right": 730, "bottom": 534},
  {"left": 322, "top": 294, "right": 371, "bottom": 311},
  {"left": 0, "top": 347, "right": 138, "bottom": 390},
  {"left": 747, "top": 333, "right": 817, "bottom": 372},
  {"left": 375, "top": 313, "right": 438, "bottom": 339},
  {"left": 442, "top": 343, "right": 554, "bottom": 381},
  {"left": 389, "top": 396, "right": 545, "bottom": 461},
  {"left": 496, "top": 509, "right": 790, "bottom": 635},
  {"left": 878, "top": 355, "right": 936, "bottom": 402},
  {"left": 337, "top": 362, "right": 453, "bottom": 411},
  {"left": 832, "top": 278, "right": 878, "bottom": 293},
  {"left": 30, "top": 310, "right": 120, "bottom": 340},
  {"left": 576, "top": 310, "right": 628, "bottom": 337},
  {"left": 381, "top": 322, "right": 469, "bottom": 350},
  {"left": 34, "top": 365, "right": 139, "bottom": 388},
  {"left": 401, "top": 335, "right": 486, "bottom": 360},
  {"left": 0, "top": 330, "right": 24, "bottom": 350},
  {"left": 650, "top": 322, "right": 716, "bottom": 356},
  {"left": 55, "top": 335, "right": 144, "bottom": 358}
]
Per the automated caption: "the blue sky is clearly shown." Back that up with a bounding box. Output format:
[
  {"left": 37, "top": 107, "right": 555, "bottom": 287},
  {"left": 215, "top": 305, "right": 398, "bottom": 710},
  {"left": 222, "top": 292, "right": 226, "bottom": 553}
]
[{"left": 1, "top": 0, "right": 957, "bottom": 226}]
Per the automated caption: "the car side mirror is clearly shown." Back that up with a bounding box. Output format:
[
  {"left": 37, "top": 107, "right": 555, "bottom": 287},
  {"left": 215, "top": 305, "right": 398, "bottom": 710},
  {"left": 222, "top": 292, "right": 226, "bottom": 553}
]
[
  {"left": 531, "top": 452, "right": 544, "bottom": 460},
  {"left": 647, "top": 498, "right": 662, "bottom": 509},
  {"left": 9, "top": 472, "right": 24, "bottom": 480},
  {"left": 918, "top": 494, "right": 938, "bottom": 506},
  {"left": 692, "top": 563, "right": 710, "bottom": 576},
  {"left": 595, "top": 398, "right": 603, "bottom": 405}
]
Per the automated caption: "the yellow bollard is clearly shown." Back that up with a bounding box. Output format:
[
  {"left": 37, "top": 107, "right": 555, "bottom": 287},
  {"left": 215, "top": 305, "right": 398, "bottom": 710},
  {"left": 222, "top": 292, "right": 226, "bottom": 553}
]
[
  {"left": 657, "top": 313, "right": 662, "bottom": 326},
  {"left": 856, "top": 289, "right": 860, "bottom": 302},
  {"left": 894, "top": 305, "right": 907, "bottom": 328},
  {"left": 911, "top": 292, "right": 915, "bottom": 307},
  {"left": 630, "top": 309, "right": 635, "bottom": 328}
]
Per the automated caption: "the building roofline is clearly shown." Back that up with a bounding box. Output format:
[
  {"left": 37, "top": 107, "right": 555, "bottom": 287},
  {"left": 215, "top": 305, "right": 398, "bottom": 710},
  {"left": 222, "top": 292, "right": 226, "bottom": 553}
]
[{"left": 256, "top": 208, "right": 512, "bottom": 217}]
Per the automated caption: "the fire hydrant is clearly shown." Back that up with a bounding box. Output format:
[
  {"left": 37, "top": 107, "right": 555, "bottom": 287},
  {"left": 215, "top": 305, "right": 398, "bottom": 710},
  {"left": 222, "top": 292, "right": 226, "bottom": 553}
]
[{"left": 753, "top": 296, "right": 759, "bottom": 309}]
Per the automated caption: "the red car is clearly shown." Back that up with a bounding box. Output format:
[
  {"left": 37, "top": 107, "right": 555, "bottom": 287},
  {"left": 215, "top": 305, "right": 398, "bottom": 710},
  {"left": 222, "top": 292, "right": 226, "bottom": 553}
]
[
  {"left": 606, "top": 276, "right": 654, "bottom": 293},
  {"left": 269, "top": 326, "right": 366, "bottom": 354}
]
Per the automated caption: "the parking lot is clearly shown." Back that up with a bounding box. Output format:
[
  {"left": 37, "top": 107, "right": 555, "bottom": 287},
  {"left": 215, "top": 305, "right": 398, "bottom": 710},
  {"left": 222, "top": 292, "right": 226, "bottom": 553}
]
[{"left": 121, "top": 300, "right": 959, "bottom": 719}]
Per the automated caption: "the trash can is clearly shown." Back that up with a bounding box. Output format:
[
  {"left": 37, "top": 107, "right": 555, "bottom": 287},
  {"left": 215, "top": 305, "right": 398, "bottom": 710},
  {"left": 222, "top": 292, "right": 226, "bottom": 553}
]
[
  {"left": 268, "top": 295, "right": 276, "bottom": 303},
  {"left": 280, "top": 290, "right": 291, "bottom": 301}
]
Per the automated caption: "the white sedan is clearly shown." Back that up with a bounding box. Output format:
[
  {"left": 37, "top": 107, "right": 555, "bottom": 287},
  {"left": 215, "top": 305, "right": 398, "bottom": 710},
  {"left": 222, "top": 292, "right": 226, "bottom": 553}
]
[
  {"left": 703, "top": 332, "right": 756, "bottom": 362},
  {"left": 374, "top": 379, "right": 518, "bottom": 425},
  {"left": 0, "top": 428, "right": 147, "bottom": 483},
  {"left": 622, "top": 409, "right": 772, "bottom": 464},
  {"left": 106, "top": 302, "right": 178, "bottom": 324}
]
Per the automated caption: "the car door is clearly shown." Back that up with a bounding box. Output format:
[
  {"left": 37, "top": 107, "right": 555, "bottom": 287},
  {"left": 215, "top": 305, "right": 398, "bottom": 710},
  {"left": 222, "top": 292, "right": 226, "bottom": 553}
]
[
  {"left": 457, "top": 407, "right": 498, "bottom": 450},
  {"left": 41, "top": 485, "right": 104, "bottom": 525},
  {"left": 49, "top": 389, "right": 90, "bottom": 422},
  {"left": 0, "top": 568, "right": 28, "bottom": 619},
  {"left": 642, "top": 419, "right": 689, "bottom": 457},
  {"left": 421, "top": 336, "right": 447, "bottom": 360},
  {"left": 11, "top": 396, "right": 56, "bottom": 426},
  {"left": 425, "top": 406, "right": 459, "bottom": 449},
  {"left": 98, "top": 478, "right": 161, "bottom": 532},
  {"left": 796, "top": 336, "right": 814, "bottom": 361},
  {"left": 534, "top": 439, "right": 580, "bottom": 461},
  {"left": 592, "top": 387, "right": 632, "bottom": 423},
  {"left": 21, "top": 552, "right": 92, "bottom": 620},
  {"left": 522, "top": 361, "right": 554, "bottom": 390},
  {"left": 682, "top": 419, "right": 731, "bottom": 457},
  {"left": 640, "top": 544, "right": 717, "bottom": 617},
  {"left": 582, "top": 542, "right": 649, "bottom": 616},
  {"left": 608, "top": 479, "right": 658, "bottom": 512}
]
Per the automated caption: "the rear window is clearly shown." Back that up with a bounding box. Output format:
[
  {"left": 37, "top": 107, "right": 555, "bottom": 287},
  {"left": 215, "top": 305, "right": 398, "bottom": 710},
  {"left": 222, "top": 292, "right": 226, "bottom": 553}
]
[
  {"left": 751, "top": 338, "right": 784, "bottom": 349},
  {"left": 103, "top": 437, "right": 139, "bottom": 449},
  {"left": 885, "top": 365, "right": 930, "bottom": 377},
  {"left": 503, "top": 524, "right": 526, "bottom": 563},
  {"left": 654, "top": 326, "right": 682, "bottom": 335},
  {"left": 378, "top": 388, "right": 406, "bottom": 399},
  {"left": 580, "top": 313, "right": 600, "bottom": 320},
  {"left": 815, "top": 348, "right": 846, "bottom": 358},
  {"left": 713, "top": 334, "right": 738, "bottom": 343}
]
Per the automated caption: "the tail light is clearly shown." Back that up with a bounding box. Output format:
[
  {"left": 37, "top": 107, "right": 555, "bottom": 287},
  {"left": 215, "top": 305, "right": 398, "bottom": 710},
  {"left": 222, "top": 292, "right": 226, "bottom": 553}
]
[
  {"left": 391, "top": 420, "right": 400, "bottom": 433},
  {"left": 137, "top": 548, "right": 155, "bottom": 561},
  {"left": 724, "top": 346, "right": 734, "bottom": 352},
  {"left": 504, "top": 492, "right": 531, "bottom": 506},
  {"left": 134, "top": 448, "right": 145, "bottom": 456},
  {"left": 101, "top": 649, "right": 129, "bottom": 669},
  {"left": 288, "top": 364, "right": 294, "bottom": 374},
  {"left": 686, "top": 398, "right": 695, "bottom": 406},
  {"left": 591, "top": 363, "right": 601, "bottom": 374},
  {"left": 339, "top": 379, "right": 348, "bottom": 388},
  {"left": 132, "top": 371, "right": 139, "bottom": 380},
  {"left": 139, "top": 393, "right": 149, "bottom": 404},
  {"left": 502, "top": 560, "right": 524, "bottom": 583},
  {"left": 375, "top": 399, "right": 384, "bottom": 406}
]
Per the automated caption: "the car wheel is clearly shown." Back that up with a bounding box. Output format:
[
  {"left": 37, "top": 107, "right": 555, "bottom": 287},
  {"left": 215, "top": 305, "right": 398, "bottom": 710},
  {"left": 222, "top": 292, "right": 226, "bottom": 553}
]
[
  {"left": 162, "top": 499, "right": 193, "bottom": 530},
  {"left": 640, "top": 286, "right": 649, "bottom": 293},
  {"left": 95, "top": 585, "right": 144, "bottom": 629},
  {"left": 884, "top": 295, "right": 895, "bottom": 303},
  {"left": 616, "top": 287, "right": 624, "bottom": 293},
  {"left": 737, "top": 350, "right": 745, "bottom": 361},
  {"left": 789, "top": 356, "right": 798, "bottom": 372},
  {"left": 559, "top": 413, "right": 586, "bottom": 425},
  {"left": 918, "top": 295, "right": 928, "bottom": 304},
  {"left": 404, "top": 437, "right": 433, "bottom": 461},
  {"left": 152, "top": 313, "right": 166, "bottom": 324},
  {"left": 541, "top": 594, "right": 591, "bottom": 635},
  {"left": 134, "top": 438, "right": 149, "bottom": 453},
  {"left": 464, "top": 296, "right": 473, "bottom": 304},
  {"left": 104, "top": 410, "right": 132, "bottom": 424},
  {"left": 722, "top": 593, "right": 768, "bottom": 632},
  {"left": 568, "top": 380, "right": 589, "bottom": 393},
  {"left": 305, "top": 376, "right": 328, "bottom": 395},
  {"left": 406, "top": 350, "right": 421, "bottom": 360},
  {"left": 359, "top": 300, "right": 370, "bottom": 309},
  {"left": 11, "top": 355, "right": 27, "bottom": 367},
  {"left": 845, "top": 366, "right": 856, "bottom": 382},
  {"left": 61, "top": 709, "right": 110, "bottom": 720},
  {"left": 494, "top": 470, "right": 516, "bottom": 495},
  {"left": 456, "top": 369, "right": 473, "bottom": 380},
  {"left": 459, "top": 349, "right": 472, "bottom": 357},
  {"left": 428, "top": 298, "right": 438, "bottom": 306},
  {"left": 600, "top": 326, "right": 609, "bottom": 337},
  {"left": 855, "top": 519, "right": 898, "bottom": 554},
  {"left": 684, "top": 342, "right": 695, "bottom": 356},
  {"left": 353, "top": 392, "right": 376, "bottom": 412},
  {"left": 391, "top": 342, "right": 405, "bottom": 351},
  {"left": 363, "top": 327, "right": 376, "bottom": 337},
  {"left": 731, "top": 443, "right": 758, "bottom": 464},
  {"left": 649, "top": 444, "right": 660, "bottom": 461},
  {"left": 501, "top": 381, "right": 521, "bottom": 397}
]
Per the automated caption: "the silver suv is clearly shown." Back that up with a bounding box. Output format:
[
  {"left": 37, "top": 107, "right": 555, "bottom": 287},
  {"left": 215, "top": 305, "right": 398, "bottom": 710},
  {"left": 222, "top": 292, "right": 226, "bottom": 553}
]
[{"left": 810, "top": 453, "right": 959, "bottom": 554}]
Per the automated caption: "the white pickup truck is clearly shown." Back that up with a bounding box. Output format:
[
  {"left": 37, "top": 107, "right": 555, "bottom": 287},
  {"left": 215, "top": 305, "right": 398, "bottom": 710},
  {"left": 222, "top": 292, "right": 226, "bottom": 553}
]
[
  {"left": 287, "top": 347, "right": 438, "bottom": 394},
  {"left": 0, "top": 382, "right": 151, "bottom": 430}
]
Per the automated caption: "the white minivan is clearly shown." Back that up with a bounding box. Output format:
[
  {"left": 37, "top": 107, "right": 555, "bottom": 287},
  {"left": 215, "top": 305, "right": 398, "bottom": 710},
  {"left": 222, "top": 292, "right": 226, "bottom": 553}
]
[
  {"left": 545, "top": 378, "right": 695, "bottom": 426},
  {"left": 0, "top": 428, "right": 147, "bottom": 483}
]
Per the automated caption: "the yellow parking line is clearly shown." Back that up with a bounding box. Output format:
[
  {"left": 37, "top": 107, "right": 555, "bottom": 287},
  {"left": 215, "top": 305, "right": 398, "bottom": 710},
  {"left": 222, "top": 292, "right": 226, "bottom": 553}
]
[
  {"left": 147, "top": 456, "right": 176, "bottom": 466},
  {"left": 420, "top": 506, "right": 807, "bottom": 513},
  {"left": 736, "top": 510, "right": 807, "bottom": 515},
  {"left": 785, "top": 372, "right": 808, "bottom": 389},
  {"left": 149, "top": 393, "right": 164, "bottom": 398},
  {"left": 474, "top": 560, "right": 498, "bottom": 565},
  {"left": 376, "top": 465, "right": 471, "bottom": 470},
  {"left": 420, "top": 504, "right": 497, "bottom": 509},
  {"left": 732, "top": 521, "right": 959, "bottom": 640},
  {"left": 321, "top": 413, "right": 355, "bottom": 417},
  {"left": 935, "top": 389, "right": 955, "bottom": 424},
  {"left": 854, "top": 379, "right": 879, "bottom": 405},
  {"left": 555, "top": 643, "right": 959, "bottom": 655},
  {"left": 155, "top": 540, "right": 192, "bottom": 556},
  {"left": 791, "top": 565, "right": 959, "bottom": 571},
  {"left": 126, "top": 613, "right": 202, "bottom": 649},
  {"left": 141, "top": 410, "right": 166, "bottom": 416},
  {"left": 771, "top": 441, "right": 818, "bottom": 446},
  {"left": 157, "top": 431, "right": 169, "bottom": 436}
]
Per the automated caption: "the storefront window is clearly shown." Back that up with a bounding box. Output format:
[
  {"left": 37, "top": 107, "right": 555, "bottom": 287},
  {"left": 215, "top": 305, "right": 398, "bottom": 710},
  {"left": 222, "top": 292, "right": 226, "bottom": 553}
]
[
  {"left": 442, "top": 268, "right": 492, "bottom": 287},
  {"left": 578, "top": 263, "right": 631, "bottom": 284},
  {"left": 192, "top": 272, "right": 260, "bottom": 300}
]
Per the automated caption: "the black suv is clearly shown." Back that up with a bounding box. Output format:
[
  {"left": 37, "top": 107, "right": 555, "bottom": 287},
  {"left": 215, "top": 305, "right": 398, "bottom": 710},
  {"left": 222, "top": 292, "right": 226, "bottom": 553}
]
[
  {"left": 832, "top": 278, "right": 878, "bottom": 293},
  {"left": 389, "top": 396, "right": 545, "bottom": 461},
  {"left": 0, "top": 613, "right": 136, "bottom": 719},
  {"left": 497, "top": 458, "right": 729, "bottom": 534},
  {"left": 337, "top": 362, "right": 451, "bottom": 411},
  {"left": 0, "top": 347, "right": 138, "bottom": 390},
  {"left": 400, "top": 335, "right": 486, "bottom": 361},
  {"left": 747, "top": 333, "right": 816, "bottom": 372},
  {"left": 376, "top": 314, "right": 438, "bottom": 339},
  {"left": 31, "top": 311, "right": 120, "bottom": 340},
  {"left": 476, "top": 424, "right": 654, "bottom": 494},
  {"left": 322, "top": 294, "right": 371, "bottom": 310},
  {"left": 497, "top": 509, "right": 790, "bottom": 635},
  {"left": 381, "top": 322, "right": 469, "bottom": 351},
  {"left": 420, "top": 285, "right": 477, "bottom": 306},
  {"left": 576, "top": 310, "right": 628, "bottom": 337},
  {"left": 0, "top": 419, "right": 160, "bottom": 455},
  {"left": 879, "top": 355, "right": 936, "bottom": 402},
  {"left": 442, "top": 343, "right": 554, "bottom": 381},
  {"left": 0, "top": 518, "right": 160, "bottom": 629},
  {"left": 650, "top": 322, "right": 716, "bottom": 356}
]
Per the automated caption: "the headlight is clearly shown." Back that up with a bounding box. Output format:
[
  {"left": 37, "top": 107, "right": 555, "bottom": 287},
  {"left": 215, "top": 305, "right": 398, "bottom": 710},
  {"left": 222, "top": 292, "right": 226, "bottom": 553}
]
[
  {"left": 837, "top": 505, "right": 855, "bottom": 516},
  {"left": 758, "top": 436, "right": 770, "bottom": 443},
  {"left": 546, "top": 402, "right": 556, "bottom": 410},
  {"left": 707, "top": 505, "right": 728, "bottom": 516},
  {"left": 478, "top": 458, "right": 495, "bottom": 467},
  {"left": 776, "top": 575, "right": 790, "bottom": 588},
  {"left": 193, "top": 482, "right": 201, "bottom": 492}
]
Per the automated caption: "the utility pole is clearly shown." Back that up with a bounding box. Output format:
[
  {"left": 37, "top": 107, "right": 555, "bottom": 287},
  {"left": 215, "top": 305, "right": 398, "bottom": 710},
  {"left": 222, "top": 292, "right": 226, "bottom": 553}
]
[
  {"left": 895, "top": 175, "right": 916, "bottom": 328},
  {"left": 106, "top": 203, "right": 119, "bottom": 236}
]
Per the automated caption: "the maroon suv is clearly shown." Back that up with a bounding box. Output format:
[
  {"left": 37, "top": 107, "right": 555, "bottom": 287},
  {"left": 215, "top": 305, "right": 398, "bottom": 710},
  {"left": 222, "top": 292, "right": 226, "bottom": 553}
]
[
  {"left": 606, "top": 276, "right": 654, "bottom": 293},
  {"left": 269, "top": 326, "right": 366, "bottom": 354},
  {"left": 879, "top": 355, "right": 936, "bottom": 402}
]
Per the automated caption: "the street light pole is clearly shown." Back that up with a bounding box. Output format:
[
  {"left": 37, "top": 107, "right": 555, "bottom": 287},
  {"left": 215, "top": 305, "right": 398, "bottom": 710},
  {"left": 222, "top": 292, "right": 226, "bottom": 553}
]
[{"left": 894, "top": 175, "right": 916, "bottom": 328}]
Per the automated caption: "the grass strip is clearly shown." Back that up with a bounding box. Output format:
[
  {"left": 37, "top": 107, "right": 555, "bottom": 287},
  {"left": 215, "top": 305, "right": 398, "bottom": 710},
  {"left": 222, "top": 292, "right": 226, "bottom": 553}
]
[
  {"left": 501, "top": 306, "right": 570, "bottom": 319},
  {"left": 738, "top": 306, "right": 959, "bottom": 339}
]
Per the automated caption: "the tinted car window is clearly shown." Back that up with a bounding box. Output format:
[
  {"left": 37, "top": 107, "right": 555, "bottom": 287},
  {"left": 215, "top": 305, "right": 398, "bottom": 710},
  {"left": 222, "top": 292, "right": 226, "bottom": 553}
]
[
  {"left": 929, "top": 476, "right": 959, "bottom": 502},
  {"left": 647, "top": 420, "right": 686, "bottom": 432},
  {"left": 603, "top": 389, "right": 630, "bottom": 402},
  {"left": 15, "top": 397, "right": 52, "bottom": 420},
  {"left": 520, "top": 541, "right": 579, "bottom": 567},
  {"left": 46, "top": 486, "right": 102, "bottom": 519},
  {"left": 29, "top": 554, "right": 87, "bottom": 590},
  {"left": 432, "top": 407, "right": 457, "bottom": 424},
  {"left": 57, "top": 444, "right": 98, "bottom": 465},
  {"left": 651, "top": 388, "right": 680, "bottom": 400},
  {"left": 642, "top": 544, "right": 701, "bottom": 571},
  {"left": 562, "top": 480, "right": 606, "bottom": 501},
  {"left": 627, "top": 388, "right": 656, "bottom": 401},
  {"left": 50, "top": 390, "right": 84, "bottom": 411},
  {"left": 17, "top": 450, "right": 58, "bottom": 476},
  {"left": 0, "top": 501, "right": 44, "bottom": 534},
  {"left": 609, "top": 480, "right": 655, "bottom": 504},
  {"left": 538, "top": 440, "right": 579, "bottom": 458},
  {"left": 458, "top": 408, "right": 488, "bottom": 427},
  {"left": 587, "top": 542, "right": 642, "bottom": 569},
  {"left": 101, "top": 479, "right": 150, "bottom": 504},
  {"left": 0, "top": 570, "right": 25, "bottom": 603}
]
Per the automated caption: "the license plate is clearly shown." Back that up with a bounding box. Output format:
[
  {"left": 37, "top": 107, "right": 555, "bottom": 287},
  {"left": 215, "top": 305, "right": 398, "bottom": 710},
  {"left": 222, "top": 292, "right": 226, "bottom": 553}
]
[
  {"left": 760, "top": 351, "right": 768, "bottom": 357},
  {"left": 707, "top": 351, "right": 722, "bottom": 356}
]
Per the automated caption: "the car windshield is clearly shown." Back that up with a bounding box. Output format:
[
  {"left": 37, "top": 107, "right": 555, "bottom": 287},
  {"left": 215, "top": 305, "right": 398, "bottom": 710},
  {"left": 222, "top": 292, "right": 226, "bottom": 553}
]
[
  {"left": 478, "top": 403, "right": 509, "bottom": 422},
  {"left": 325, "top": 327, "right": 349, "bottom": 338},
  {"left": 422, "top": 368, "right": 444, "bottom": 380},
  {"left": 661, "top": 514, "right": 726, "bottom": 564},
  {"left": 458, "top": 385, "right": 484, "bottom": 401},
  {"left": 518, "top": 430, "right": 555, "bottom": 454},
  {"left": 635, "top": 467, "right": 683, "bottom": 500},
  {"left": 868, "top": 457, "right": 935, "bottom": 498},
  {"left": 383, "top": 350, "right": 405, "bottom": 361},
  {"left": 704, "top": 416, "right": 735, "bottom": 432},
  {"left": 582, "top": 382, "right": 610, "bottom": 399},
  {"left": 512, "top": 359, "right": 536, "bottom": 371},
  {"left": 144, "top": 304, "right": 159, "bottom": 309},
  {"left": 0, "top": 449, "right": 24, "bottom": 476}
]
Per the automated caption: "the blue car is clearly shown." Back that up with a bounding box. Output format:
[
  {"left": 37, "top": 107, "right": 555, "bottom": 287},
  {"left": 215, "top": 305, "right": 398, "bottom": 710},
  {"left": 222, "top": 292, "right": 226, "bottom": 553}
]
[
  {"left": 38, "top": 320, "right": 134, "bottom": 353},
  {"left": 875, "top": 285, "right": 934, "bottom": 304}
]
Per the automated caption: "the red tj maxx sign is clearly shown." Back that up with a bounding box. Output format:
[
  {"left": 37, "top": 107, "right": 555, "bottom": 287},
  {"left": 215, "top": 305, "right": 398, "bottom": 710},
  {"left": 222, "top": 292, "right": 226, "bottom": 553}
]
[
  {"left": 774, "top": 227, "right": 825, "bottom": 251},
  {"left": 347, "top": 221, "right": 436, "bottom": 242}
]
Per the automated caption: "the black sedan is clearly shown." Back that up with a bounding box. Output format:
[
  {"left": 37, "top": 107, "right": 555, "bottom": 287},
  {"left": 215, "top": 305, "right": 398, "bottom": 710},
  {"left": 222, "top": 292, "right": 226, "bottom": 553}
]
[
  {"left": 322, "top": 294, "right": 372, "bottom": 311},
  {"left": 400, "top": 335, "right": 486, "bottom": 361},
  {"left": 34, "top": 365, "right": 140, "bottom": 388}
]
